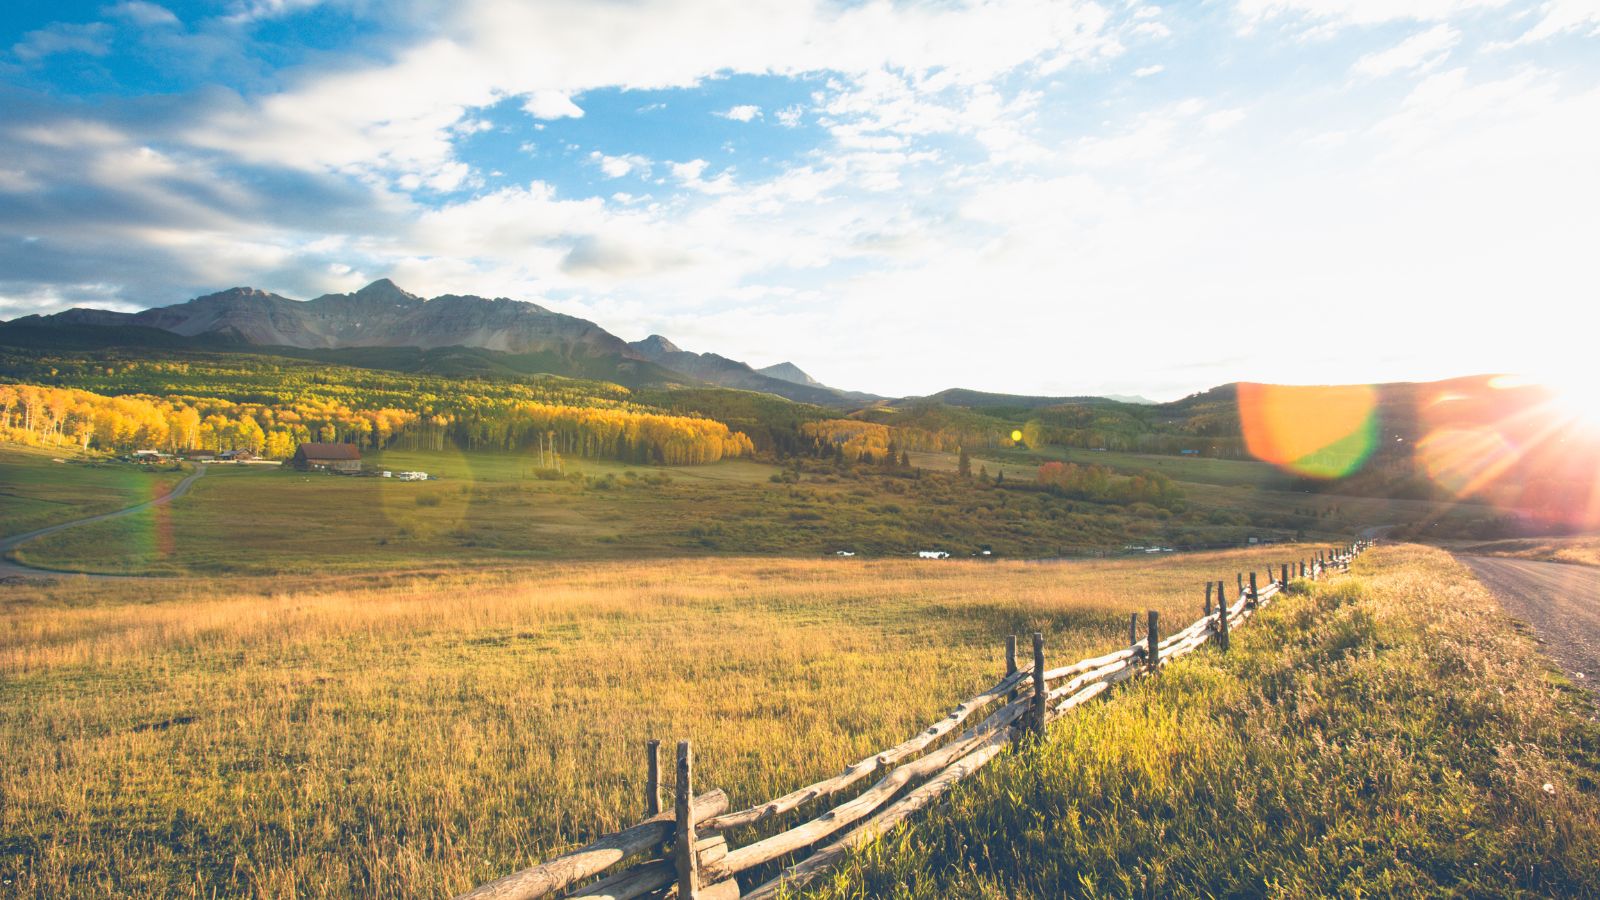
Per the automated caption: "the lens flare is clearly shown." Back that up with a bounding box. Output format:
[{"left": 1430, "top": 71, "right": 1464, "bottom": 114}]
[
  {"left": 1416, "top": 427, "right": 1517, "bottom": 498},
  {"left": 1237, "top": 383, "right": 1378, "bottom": 479},
  {"left": 1010, "top": 430, "right": 1023, "bottom": 443},
  {"left": 1412, "top": 375, "right": 1600, "bottom": 529}
]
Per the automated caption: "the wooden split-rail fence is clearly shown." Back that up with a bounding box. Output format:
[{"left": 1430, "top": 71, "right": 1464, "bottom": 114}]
[{"left": 459, "top": 542, "right": 1372, "bottom": 900}]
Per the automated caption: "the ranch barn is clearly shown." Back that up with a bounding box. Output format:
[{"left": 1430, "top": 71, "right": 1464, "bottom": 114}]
[{"left": 291, "top": 442, "right": 362, "bottom": 473}]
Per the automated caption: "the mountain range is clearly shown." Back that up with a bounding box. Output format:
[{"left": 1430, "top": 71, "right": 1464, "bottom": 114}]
[{"left": 3, "top": 280, "right": 885, "bottom": 406}]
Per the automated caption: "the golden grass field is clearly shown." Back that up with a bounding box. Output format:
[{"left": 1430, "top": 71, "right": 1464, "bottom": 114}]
[
  {"left": 1, "top": 547, "right": 1320, "bottom": 898},
  {"left": 804, "top": 546, "right": 1600, "bottom": 897}
]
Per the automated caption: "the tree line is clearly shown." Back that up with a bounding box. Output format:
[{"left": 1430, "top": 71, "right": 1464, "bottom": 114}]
[{"left": 0, "top": 382, "right": 755, "bottom": 466}]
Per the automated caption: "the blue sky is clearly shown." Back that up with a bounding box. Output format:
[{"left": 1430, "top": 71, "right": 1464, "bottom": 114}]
[{"left": 2, "top": 0, "right": 1598, "bottom": 399}]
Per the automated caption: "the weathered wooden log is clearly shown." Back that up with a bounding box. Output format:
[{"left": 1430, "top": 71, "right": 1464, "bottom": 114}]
[
  {"left": 1128, "top": 611, "right": 1138, "bottom": 645},
  {"left": 701, "top": 668, "right": 1026, "bottom": 831},
  {"left": 1146, "top": 610, "right": 1160, "bottom": 671},
  {"left": 696, "top": 835, "right": 728, "bottom": 868},
  {"left": 741, "top": 728, "right": 1015, "bottom": 900},
  {"left": 703, "top": 698, "right": 1027, "bottom": 881},
  {"left": 1162, "top": 627, "right": 1214, "bottom": 660},
  {"left": 1044, "top": 655, "right": 1138, "bottom": 704},
  {"left": 454, "top": 790, "right": 729, "bottom": 900},
  {"left": 566, "top": 842, "right": 734, "bottom": 900},
  {"left": 1158, "top": 615, "right": 1213, "bottom": 650},
  {"left": 1042, "top": 644, "right": 1139, "bottom": 684},
  {"left": 1216, "top": 581, "right": 1230, "bottom": 651},
  {"left": 647, "top": 741, "right": 662, "bottom": 818},
  {"left": 675, "top": 741, "right": 699, "bottom": 900},
  {"left": 1005, "top": 634, "right": 1017, "bottom": 678},
  {"left": 1031, "top": 632, "right": 1046, "bottom": 734},
  {"left": 1049, "top": 679, "right": 1110, "bottom": 716},
  {"left": 564, "top": 859, "right": 671, "bottom": 900}
]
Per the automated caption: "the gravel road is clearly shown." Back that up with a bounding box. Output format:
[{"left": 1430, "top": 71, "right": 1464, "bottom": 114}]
[{"left": 1460, "top": 555, "right": 1600, "bottom": 702}]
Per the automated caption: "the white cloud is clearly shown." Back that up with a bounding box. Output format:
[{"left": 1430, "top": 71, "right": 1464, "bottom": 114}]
[
  {"left": 718, "top": 104, "right": 762, "bottom": 122},
  {"left": 1351, "top": 24, "right": 1460, "bottom": 78},
  {"left": 184, "top": 0, "right": 1123, "bottom": 193},
  {"left": 223, "top": 0, "right": 325, "bottom": 25},
  {"left": 12, "top": 22, "right": 111, "bottom": 61},
  {"left": 590, "top": 151, "right": 652, "bottom": 178},
  {"left": 1133, "top": 64, "right": 1165, "bottom": 76},
  {"left": 1203, "top": 107, "right": 1247, "bottom": 131},
  {"left": 104, "top": 1, "right": 181, "bottom": 27},
  {"left": 523, "top": 90, "right": 586, "bottom": 120},
  {"left": 775, "top": 105, "right": 804, "bottom": 127},
  {"left": 1513, "top": 0, "right": 1600, "bottom": 43},
  {"left": 1236, "top": 0, "right": 1509, "bottom": 30}
]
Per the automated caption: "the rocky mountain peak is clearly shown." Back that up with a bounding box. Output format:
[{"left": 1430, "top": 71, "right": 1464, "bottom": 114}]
[
  {"left": 630, "top": 334, "right": 683, "bottom": 359},
  {"left": 757, "top": 361, "right": 822, "bottom": 387},
  {"left": 351, "top": 278, "right": 422, "bottom": 305}
]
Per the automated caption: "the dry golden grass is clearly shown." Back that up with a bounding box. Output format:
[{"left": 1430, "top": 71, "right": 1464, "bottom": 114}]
[
  {"left": 800, "top": 545, "right": 1600, "bottom": 898},
  {"left": 0, "top": 548, "right": 1317, "bottom": 898}
]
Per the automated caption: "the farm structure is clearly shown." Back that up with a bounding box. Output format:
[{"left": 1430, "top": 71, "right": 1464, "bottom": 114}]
[
  {"left": 291, "top": 442, "right": 362, "bottom": 472},
  {"left": 459, "top": 544, "right": 1371, "bottom": 900}
]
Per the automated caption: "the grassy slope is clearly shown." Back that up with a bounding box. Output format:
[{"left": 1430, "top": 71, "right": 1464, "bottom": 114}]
[
  {"left": 797, "top": 545, "right": 1600, "bottom": 898},
  {"left": 0, "top": 445, "right": 185, "bottom": 539},
  {"left": 0, "top": 547, "right": 1324, "bottom": 898}
]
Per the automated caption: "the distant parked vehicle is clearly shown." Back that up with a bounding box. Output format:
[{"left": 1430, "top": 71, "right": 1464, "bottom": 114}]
[
  {"left": 834, "top": 550, "right": 856, "bottom": 557},
  {"left": 396, "top": 471, "right": 429, "bottom": 481},
  {"left": 917, "top": 550, "right": 950, "bottom": 559}
]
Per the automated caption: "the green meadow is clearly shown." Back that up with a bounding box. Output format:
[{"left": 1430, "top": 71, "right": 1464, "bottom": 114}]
[{"left": 0, "top": 445, "right": 186, "bottom": 539}]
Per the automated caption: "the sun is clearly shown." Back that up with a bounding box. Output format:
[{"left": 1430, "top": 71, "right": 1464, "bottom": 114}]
[{"left": 1520, "top": 373, "right": 1600, "bottom": 432}]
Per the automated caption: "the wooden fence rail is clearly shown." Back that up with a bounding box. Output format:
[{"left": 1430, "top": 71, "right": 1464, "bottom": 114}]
[{"left": 458, "top": 541, "right": 1372, "bottom": 900}]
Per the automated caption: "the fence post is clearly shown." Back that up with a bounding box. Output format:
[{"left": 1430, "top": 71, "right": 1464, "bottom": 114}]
[
  {"left": 1005, "top": 634, "right": 1017, "bottom": 679},
  {"left": 1146, "top": 611, "right": 1160, "bottom": 671},
  {"left": 675, "top": 741, "right": 698, "bottom": 900},
  {"left": 646, "top": 740, "right": 662, "bottom": 818},
  {"left": 1281, "top": 563, "right": 1289, "bottom": 587},
  {"left": 1216, "top": 581, "right": 1230, "bottom": 652},
  {"left": 1128, "top": 612, "right": 1138, "bottom": 646},
  {"left": 1236, "top": 572, "right": 1243, "bottom": 595},
  {"left": 1205, "top": 581, "right": 1213, "bottom": 616},
  {"left": 1248, "top": 571, "right": 1258, "bottom": 608},
  {"left": 1031, "top": 632, "right": 1046, "bottom": 734},
  {"left": 1300, "top": 560, "right": 1306, "bottom": 578}
]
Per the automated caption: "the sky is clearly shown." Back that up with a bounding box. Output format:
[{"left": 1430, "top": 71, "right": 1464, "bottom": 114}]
[{"left": 1, "top": 0, "right": 1598, "bottom": 401}]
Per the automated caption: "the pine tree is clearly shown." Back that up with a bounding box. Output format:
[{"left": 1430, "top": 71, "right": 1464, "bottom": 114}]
[{"left": 958, "top": 446, "right": 972, "bottom": 477}]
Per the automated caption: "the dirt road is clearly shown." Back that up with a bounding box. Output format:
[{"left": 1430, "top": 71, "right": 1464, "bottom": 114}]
[
  {"left": 1460, "top": 555, "right": 1600, "bottom": 700},
  {"left": 0, "top": 464, "right": 207, "bottom": 580}
]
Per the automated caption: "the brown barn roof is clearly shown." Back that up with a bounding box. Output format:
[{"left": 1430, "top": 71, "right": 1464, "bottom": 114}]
[{"left": 295, "top": 442, "right": 361, "bottom": 460}]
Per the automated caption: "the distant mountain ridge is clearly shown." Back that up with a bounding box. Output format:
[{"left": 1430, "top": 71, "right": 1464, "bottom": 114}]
[
  {"left": 7, "top": 280, "right": 877, "bottom": 405},
  {"left": 628, "top": 334, "right": 875, "bottom": 405}
]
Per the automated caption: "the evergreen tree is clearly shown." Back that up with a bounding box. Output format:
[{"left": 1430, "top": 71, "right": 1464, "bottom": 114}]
[{"left": 958, "top": 446, "right": 972, "bottom": 477}]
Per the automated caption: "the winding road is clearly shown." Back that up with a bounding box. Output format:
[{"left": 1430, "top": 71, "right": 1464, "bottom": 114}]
[
  {"left": 1461, "top": 555, "right": 1600, "bottom": 702},
  {"left": 0, "top": 464, "right": 207, "bottom": 579}
]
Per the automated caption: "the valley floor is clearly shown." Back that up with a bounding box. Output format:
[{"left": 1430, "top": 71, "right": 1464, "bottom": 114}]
[{"left": 2, "top": 443, "right": 1496, "bottom": 577}]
